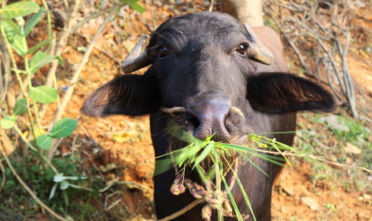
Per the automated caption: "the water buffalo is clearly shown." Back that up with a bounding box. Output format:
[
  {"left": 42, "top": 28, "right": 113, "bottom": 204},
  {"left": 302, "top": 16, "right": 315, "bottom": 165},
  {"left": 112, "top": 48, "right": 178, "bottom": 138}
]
[{"left": 82, "top": 12, "right": 335, "bottom": 221}]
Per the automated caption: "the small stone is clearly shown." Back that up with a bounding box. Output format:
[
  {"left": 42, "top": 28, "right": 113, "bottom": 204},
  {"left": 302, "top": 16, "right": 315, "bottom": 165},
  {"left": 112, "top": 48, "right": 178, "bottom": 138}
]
[
  {"left": 301, "top": 197, "right": 319, "bottom": 211},
  {"left": 282, "top": 185, "right": 294, "bottom": 196},
  {"left": 363, "top": 194, "right": 371, "bottom": 200},
  {"left": 319, "top": 115, "right": 349, "bottom": 132},
  {"left": 345, "top": 143, "right": 361, "bottom": 155}
]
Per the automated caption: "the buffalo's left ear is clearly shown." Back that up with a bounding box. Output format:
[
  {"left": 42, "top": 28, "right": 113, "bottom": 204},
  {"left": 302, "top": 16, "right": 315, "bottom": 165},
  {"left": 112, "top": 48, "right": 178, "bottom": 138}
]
[
  {"left": 81, "top": 73, "right": 160, "bottom": 117},
  {"left": 246, "top": 73, "right": 336, "bottom": 114}
]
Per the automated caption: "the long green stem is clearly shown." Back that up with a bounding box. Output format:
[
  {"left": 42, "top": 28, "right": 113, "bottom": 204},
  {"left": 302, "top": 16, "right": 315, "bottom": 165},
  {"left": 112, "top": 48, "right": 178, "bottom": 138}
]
[
  {"left": 13, "top": 125, "right": 58, "bottom": 174},
  {"left": 23, "top": 56, "right": 42, "bottom": 130},
  {"left": 0, "top": 25, "right": 37, "bottom": 140},
  {"left": 41, "top": 0, "right": 52, "bottom": 44},
  {"left": 214, "top": 151, "right": 223, "bottom": 221},
  {"left": 22, "top": 53, "right": 45, "bottom": 170}
]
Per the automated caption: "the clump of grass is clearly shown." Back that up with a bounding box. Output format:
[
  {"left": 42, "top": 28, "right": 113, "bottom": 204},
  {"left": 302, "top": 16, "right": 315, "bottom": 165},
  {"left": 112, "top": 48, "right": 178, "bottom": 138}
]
[{"left": 155, "top": 122, "right": 301, "bottom": 221}]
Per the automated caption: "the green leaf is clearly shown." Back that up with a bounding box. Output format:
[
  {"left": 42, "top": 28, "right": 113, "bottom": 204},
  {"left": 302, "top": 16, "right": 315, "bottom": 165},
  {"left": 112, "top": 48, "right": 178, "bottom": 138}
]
[
  {"left": 53, "top": 173, "right": 66, "bottom": 182},
  {"left": 50, "top": 118, "right": 77, "bottom": 138},
  {"left": 1, "top": 19, "right": 21, "bottom": 35},
  {"left": 1, "top": 20, "right": 28, "bottom": 55},
  {"left": 0, "top": 1, "right": 40, "bottom": 19},
  {"left": 221, "top": 172, "right": 243, "bottom": 221},
  {"left": 13, "top": 98, "right": 27, "bottom": 115},
  {"left": 49, "top": 183, "right": 57, "bottom": 199},
  {"left": 154, "top": 157, "right": 173, "bottom": 176},
  {"left": 36, "top": 134, "right": 52, "bottom": 150},
  {"left": 221, "top": 154, "right": 257, "bottom": 221},
  {"left": 64, "top": 176, "right": 86, "bottom": 181},
  {"left": 0, "top": 115, "right": 16, "bottom": 129},
  {"left": 193, "top": 141, "right": 214, "bottom": 169},
  {"left": 24, "top": 8, "right": 44, "bottom": 36},
  {"left": 127, "top": 0, "right": 145, "bottom": 13},
  {"left": 60, "top": 181, "right": 69, "bottom": 190},
  {"left": 29, "top": 86, "right": 58, "bottom": 104},
  {"left": 11, "top": 34, "right": 28, "bottom": 55},
  {"left": 237, "top": 151, "right": 269, "bottom": 177},
  {"left": 29, "top": 51, "right": 54, "bottom": 74},
  {"left": 55, "top": 56, "right": 64, "bottom": 65}
]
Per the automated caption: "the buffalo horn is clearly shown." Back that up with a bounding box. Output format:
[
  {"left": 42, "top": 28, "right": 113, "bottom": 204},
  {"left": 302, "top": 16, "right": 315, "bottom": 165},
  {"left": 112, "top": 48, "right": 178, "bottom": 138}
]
[
  {"left": 243, "top": 24, "right": 273, "bottom": 65},
  {"left": 121, "top": 35, "right": 153, "bottom": 74}
]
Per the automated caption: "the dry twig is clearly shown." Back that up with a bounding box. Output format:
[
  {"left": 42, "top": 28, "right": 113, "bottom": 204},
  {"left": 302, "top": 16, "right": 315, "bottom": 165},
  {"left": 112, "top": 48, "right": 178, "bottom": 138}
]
[
  {"left": 0, "top": 157, "right": 5, "bottom": 192},
  {"left": 264, "top": 0, "right": 358, "bottom": 117},
  {"left": 157, "top": 199, "right": 204, "bottom": 221},
  {"left": 47, "top": 6, "right": 119, "bottom": 161},
  {"left": 45, "top": 0, "right": 81, "bottom": 87}
]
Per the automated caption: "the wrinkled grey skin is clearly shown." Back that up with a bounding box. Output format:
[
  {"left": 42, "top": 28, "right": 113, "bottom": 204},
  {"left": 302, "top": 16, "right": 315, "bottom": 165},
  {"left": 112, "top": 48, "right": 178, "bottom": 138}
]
[{"left": 82, "top": 12, "right": 335, "bottom": 221}]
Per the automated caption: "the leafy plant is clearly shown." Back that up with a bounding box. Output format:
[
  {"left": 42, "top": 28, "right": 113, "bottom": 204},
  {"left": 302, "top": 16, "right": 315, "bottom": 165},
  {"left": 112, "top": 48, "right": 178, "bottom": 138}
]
[
  {"left": 155, "top": 122, "right": 301, "bottom": 221},
  {"left": 0, "top": 1, "right": 76, "bottom": 154},
  {"left": 0, "top": 0, "right": 146, "bottom": 218}
]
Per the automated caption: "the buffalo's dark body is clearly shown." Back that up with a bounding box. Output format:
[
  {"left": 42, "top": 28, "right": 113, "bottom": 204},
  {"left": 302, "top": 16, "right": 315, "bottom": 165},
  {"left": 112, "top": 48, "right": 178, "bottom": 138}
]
[{"left": 82, "top": 12, "right": 335, "bottom": 221}]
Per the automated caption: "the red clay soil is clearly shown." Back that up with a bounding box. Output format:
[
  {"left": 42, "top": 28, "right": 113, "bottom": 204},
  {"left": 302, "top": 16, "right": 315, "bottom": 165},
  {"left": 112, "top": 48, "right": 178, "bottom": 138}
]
[{"left": 46, "top": 0, "right": 372, "bottom": 220}]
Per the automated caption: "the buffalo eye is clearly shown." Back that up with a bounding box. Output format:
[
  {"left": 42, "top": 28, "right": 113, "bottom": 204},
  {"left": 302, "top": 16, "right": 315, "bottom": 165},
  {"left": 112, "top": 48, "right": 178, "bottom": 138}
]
[
  {"left": 159, "top": 46, "right": 169, "bottom": 58},
  {"left": 236, "top": 43, "right": 248, "bottom": 55}
]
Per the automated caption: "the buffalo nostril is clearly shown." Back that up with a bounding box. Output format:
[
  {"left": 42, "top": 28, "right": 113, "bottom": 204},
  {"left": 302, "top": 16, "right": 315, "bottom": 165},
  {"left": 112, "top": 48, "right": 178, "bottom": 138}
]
[
  {"left": 224, "top": 112, "right": 233, "bottom": 133},
  {"left": 183, "top": 111, "right": 201, "bottom": 130},
  {"left": 224, "top": 106, "right": 244, "bottom": 134}
]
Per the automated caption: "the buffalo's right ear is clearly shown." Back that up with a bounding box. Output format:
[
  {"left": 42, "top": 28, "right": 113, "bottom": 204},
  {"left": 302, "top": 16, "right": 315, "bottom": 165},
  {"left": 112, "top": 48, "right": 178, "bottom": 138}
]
[{"left": 81, "top": 73, "right": 160, "bottom": 117}]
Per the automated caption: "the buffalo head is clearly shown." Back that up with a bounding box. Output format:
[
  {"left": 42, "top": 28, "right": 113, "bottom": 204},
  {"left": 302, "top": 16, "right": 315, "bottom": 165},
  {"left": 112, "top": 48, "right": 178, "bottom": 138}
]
[{"left": 82, "top": 12, "right": 335, "bottom": 221}]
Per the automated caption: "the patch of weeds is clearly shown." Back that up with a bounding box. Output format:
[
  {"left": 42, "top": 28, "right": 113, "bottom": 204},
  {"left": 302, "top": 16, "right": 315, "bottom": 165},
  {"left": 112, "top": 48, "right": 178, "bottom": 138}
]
[
  {"left": 317, "top": 203, "right": 338, "bottom": 221},
  {"left": 316, "top": 114, "right": 369, "bottom": 143},
  {"left": 296, "top": 113, "right": 371, "bottom": 192},
  {"left": 0, "top": 151, "right": 101, "bottom": 219},
  {"left": 317, "top": 114, "right": 372, "bottom": 170}
]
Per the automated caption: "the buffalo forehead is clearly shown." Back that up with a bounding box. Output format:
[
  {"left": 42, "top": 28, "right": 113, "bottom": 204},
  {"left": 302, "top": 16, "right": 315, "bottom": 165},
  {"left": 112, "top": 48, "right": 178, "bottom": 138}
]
[{"left": 153, "top": 12, "right": 243, "bottom": 51}]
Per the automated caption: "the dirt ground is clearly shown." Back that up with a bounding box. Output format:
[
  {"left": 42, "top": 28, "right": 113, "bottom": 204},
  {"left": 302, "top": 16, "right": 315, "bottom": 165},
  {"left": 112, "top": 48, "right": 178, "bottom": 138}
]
[{"left": 37, "top": 0, "right": 372, "bottom": 220}]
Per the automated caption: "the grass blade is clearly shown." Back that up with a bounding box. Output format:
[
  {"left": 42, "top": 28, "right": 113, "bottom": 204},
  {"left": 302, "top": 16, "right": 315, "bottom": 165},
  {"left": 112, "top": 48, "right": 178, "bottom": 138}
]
[
  {"left": 193, "top": 141, "right": 214, "bottom": 169},
  {"left": 236, "top": 151, "right": 269, "bottom": 177},
  {"left": 221, "top": 154, "right": 256, "bottom": 221},
  {"left": 221, "top": 170, "right": 243, "bottom": 221}
]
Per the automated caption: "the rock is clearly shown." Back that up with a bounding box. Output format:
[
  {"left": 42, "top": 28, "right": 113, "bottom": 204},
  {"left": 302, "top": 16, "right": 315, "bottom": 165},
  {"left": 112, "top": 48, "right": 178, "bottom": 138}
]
[
  {"left": 344, "top": 143, "right": 361, "bottom": 155},
  {"left": 282, "top": 185, "right": 295, "bottom": 196},
  {"left": 319, "top": 115, "right": 349, "bottom": 132},
  {"left": 363, "top": 194, "right": 371, "bottom": 200},
  {"left": 301, "top": 197, "right": 320, "bottom": 211}
]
